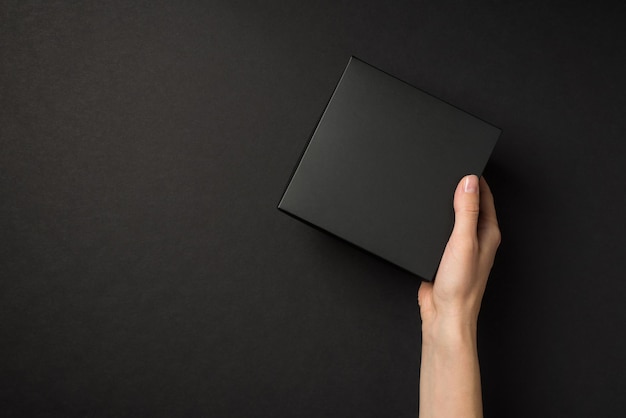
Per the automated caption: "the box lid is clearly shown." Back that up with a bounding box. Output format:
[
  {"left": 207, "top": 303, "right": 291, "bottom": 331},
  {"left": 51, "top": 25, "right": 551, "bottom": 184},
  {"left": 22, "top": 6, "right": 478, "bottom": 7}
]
[{"left": 278, "top": 56, "right": 501, "bottom": 281}]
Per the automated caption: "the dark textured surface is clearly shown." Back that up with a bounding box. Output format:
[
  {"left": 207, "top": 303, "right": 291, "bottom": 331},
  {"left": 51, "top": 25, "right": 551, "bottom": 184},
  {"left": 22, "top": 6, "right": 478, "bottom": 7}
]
[
  {"left": 278, "top": 56, "right": 500, "bottom": 281},
  {"left": 1, "top": 1, "right": 625, "bottom": 417}
]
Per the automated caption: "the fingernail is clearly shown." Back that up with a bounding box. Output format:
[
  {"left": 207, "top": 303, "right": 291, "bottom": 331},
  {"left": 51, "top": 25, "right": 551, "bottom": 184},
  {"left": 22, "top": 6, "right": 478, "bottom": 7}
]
[{"left": 464, "top": 175, "right": 478, "bottom": 193}]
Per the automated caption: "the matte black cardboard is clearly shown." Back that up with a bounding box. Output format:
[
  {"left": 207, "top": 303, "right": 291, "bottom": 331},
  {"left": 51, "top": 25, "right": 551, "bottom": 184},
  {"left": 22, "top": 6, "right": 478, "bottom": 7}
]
[{"left": 278, "top": 56, "right": 501, "bottom": 281}]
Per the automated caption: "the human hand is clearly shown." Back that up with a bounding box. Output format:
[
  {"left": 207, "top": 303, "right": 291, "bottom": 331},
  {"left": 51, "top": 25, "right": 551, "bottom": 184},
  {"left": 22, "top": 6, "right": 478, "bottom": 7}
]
[
  {"left": 418, "top": 174, "right": 501, "bottom": 331},
  {"left": 417, "top": 174, "right": 499, "bottom": 418}
]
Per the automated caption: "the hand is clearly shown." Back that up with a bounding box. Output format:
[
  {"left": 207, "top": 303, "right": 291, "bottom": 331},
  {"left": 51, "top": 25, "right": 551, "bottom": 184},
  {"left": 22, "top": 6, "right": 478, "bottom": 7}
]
[
  {"left": 417, "top": 174, "right": 501, "bottom": 418},
  {"left": 418, "top": 174, "right": 501, "bottom": 330}
]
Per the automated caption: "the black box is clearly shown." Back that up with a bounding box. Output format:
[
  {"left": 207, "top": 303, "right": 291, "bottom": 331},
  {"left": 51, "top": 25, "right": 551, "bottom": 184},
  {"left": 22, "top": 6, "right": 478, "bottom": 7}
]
[{"left": 278, "top": 56, "right": 501, "bottom": 281}]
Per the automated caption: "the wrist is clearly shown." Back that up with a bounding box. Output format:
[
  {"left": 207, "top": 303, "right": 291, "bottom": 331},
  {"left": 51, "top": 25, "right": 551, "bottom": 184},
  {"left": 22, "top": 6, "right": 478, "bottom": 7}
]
[
  {"left": 421, "top": 315, "right": 478, "bottom": 348},
  {"left": 419, "top": 315, "right": 483, "bottom": 418}
]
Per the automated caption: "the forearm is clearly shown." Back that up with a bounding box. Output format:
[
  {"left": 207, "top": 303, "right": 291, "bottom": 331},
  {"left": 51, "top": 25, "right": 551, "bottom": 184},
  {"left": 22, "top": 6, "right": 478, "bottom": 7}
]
[{"left": 419, "top": 318, "right": 483, "bottom": 418}]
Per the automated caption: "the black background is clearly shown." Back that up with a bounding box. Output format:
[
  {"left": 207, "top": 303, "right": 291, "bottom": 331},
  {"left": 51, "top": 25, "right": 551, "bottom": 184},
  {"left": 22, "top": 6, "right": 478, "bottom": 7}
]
[{"left": 1, "top": 1, "right": 625, "bottom": 417}]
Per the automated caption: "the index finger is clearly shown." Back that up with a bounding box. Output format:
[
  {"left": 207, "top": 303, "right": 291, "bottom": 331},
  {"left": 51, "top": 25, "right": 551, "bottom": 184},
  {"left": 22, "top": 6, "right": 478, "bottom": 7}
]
[{"left": 478, "top": 176, "right": 499, "bottom": 228}]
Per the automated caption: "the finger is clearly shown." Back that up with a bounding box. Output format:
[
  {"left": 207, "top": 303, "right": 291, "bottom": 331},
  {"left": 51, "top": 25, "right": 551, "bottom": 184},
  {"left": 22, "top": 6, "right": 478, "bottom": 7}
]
[
  {"left": 451, "top": 174, "right": 480, "bottom": 241},
  {"left": 477, "top": 176, "right": 502, "bottom": 252},
  {"left": 478, "top": 176, "right": 499, "bottom": 228}
]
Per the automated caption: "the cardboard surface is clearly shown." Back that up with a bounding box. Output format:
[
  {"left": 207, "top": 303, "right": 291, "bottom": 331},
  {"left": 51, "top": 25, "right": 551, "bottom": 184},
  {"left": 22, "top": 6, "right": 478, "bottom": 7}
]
[{"left": 2, "top": 1, "right": 626, "bottom": 417}]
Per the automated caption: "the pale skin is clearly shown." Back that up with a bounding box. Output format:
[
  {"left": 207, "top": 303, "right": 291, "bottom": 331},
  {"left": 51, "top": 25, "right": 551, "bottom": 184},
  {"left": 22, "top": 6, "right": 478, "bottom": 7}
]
[{"left": 418, "top": 174, "right": 501, "bottom": 418}]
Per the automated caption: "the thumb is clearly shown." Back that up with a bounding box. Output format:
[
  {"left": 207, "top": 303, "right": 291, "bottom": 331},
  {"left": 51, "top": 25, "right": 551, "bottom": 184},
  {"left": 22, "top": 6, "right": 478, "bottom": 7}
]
[{"left": 451, "top": 174, "right": 480, "bottom": 240}]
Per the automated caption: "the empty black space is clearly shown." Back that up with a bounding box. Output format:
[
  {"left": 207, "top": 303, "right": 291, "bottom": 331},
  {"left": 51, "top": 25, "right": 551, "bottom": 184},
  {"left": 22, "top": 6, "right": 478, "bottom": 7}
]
[{"left": 1, "top": 1, "right": 625, "bottom": 417}]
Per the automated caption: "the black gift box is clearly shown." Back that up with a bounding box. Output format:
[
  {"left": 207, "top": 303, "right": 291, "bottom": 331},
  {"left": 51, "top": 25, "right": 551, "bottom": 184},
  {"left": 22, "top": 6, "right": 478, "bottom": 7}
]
[{"left": 278, "top": 56, "right": 501, "bottom": 281}]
